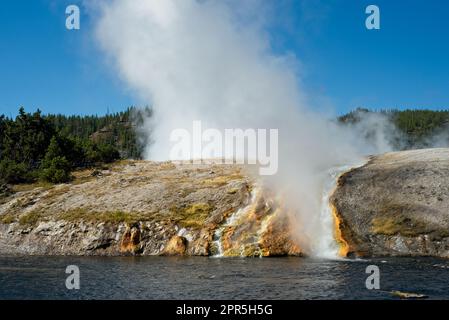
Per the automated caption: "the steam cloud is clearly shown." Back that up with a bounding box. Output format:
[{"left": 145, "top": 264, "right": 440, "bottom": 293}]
[{"left": 93, "top": 0, "right": 397, "bottom": 257}]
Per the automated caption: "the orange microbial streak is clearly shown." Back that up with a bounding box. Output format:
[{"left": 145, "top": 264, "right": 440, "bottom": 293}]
[{"left": 331, "top": 203, "right": 349, "bottom": 257}]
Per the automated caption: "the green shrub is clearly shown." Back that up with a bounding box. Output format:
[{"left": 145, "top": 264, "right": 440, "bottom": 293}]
[
  {"left": 0, "top": 159, "right": 32, "bottom": 184},
  {"left": 40, "top": 156, "right": 72, "bottom": 183},
  {"left": 81, "top": 141, "right": 120, "bottom": 164},
  {"left": 97, "top": 143, "right": 120, "bottom": 163}
]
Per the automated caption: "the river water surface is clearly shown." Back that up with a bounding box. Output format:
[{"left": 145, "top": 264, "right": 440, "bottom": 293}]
[{"left": 0, "top": 256, "right": 448, "bottom": 299}]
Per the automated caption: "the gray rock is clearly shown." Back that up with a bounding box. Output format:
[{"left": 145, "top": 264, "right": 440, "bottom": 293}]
[{"left": 332, "top": 148, "right": 449, "bottom": 258}]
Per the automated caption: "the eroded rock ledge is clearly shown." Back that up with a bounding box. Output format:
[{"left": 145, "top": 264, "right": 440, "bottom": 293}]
[{"left": 0, "top": 161, "right": 300, "bottom": 257}]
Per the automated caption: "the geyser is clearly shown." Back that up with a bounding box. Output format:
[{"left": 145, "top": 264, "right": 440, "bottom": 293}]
[{"left": 93, "top": 0, "right": 395, "bottom": 257}]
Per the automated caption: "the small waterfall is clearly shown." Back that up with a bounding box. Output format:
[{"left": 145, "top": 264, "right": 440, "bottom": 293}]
[
  {"left": 315, "top": 162, "right": 366, "bottom": 259},
  {"left": 315, "top": 166, "right": 347, "bottom": 258},
  {"left": 212, "top": 226, "right": 225, "bottom": 257},
  {"left": 211, "top": 188, "right": 259, "bottom": 257}
]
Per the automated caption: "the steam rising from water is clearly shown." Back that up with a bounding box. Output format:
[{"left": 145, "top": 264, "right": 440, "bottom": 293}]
[{"left": 94, "top": 0, "right": 396, "bottom": 257}]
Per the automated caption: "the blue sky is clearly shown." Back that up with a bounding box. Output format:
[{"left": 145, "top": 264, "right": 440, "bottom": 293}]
[{"left": 1, "top": 0, "right": 448, "bottom": 117}]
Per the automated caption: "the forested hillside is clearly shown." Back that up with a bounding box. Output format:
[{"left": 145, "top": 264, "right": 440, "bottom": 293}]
[
  {"left": 338, "top": 108, "right": 449, "bottom": 149},
  {"left": 45, "top": 106, "right": 152, "bottom": 159},
  {"left": 0, "top": 107, "right": 151, "bottom": 185},
  {"left": 1, "top": 106, "right": 449, "bottom": 187}
]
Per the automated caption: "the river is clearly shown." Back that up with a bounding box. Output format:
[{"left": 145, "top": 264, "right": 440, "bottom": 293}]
[{"left": 0, "top": 256, "right": 448, "bottom": 299}]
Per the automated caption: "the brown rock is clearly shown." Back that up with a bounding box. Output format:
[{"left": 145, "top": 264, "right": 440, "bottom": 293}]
[
  {"left": 120, "top": 225, "right": 141, "bottom": 254},
  {"left": 162, "top": 235, "right": 187, "bottom": 255},
  {"left": 259, "top": 212, "right": 302, "bottom": 257}
]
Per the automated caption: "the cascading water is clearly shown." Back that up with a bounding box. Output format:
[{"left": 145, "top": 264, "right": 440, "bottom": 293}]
[
  {"left": 314, "top": 166, "right": 351, "bottom": 259},
  {"left": 314, "top": 162, "right": 367, "bottom": 259},
  {"left": 211, "top": 162, "right": 367, "bottom": 259}
]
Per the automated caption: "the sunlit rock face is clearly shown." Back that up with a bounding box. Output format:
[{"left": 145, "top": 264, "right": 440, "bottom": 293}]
[
  {"left": 0, "top": 160, "right": 301, "bottom": 256},
  {"left": 162, "top": 235, "right": 187, "bottom": 256},
  {"left": 2, "top": 148, "right": 449, "bottom": 258},
  {"left": 332, "top": 148, "right": 449, "bottom": 258}
]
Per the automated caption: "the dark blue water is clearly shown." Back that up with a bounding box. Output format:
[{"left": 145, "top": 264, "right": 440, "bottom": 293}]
[{"left": 0, "top": 256, "right": 448, "bottom": 299}]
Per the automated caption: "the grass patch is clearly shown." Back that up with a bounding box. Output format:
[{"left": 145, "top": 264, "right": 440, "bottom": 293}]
[
  {"left": 98, "top": 211, "right": 143, "bottom": 224},
  {"left": 202, "top": 174, "right": 243, "bottom": 187},
  {"left": 71, "top": 174, "right": 95, "bottom": 185},
  {"left": 12, "top": 181, "right": 54, "bottom": 193},
  {"left": 371, "top": 215, "right": 428, "bottom": 236},
  {"left": 372, "top": 217, "right": 402, "bottom": 235},
  {"left": 170, "top": 202, "right": 214, "bottom": 229},
  {"left": 1, "top": 214, "right": 15, "bottom": 224},
  {"left": 372, "top": 201, "right": 431, "bottom": 236},
  {"left": 19, "top": 211, "right": 44, "bottom": 226},
  {"left": 109, "top": 160, "right": 136, "bottom": 172}
]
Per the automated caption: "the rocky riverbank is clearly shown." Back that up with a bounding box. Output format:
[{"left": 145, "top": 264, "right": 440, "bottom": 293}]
[
  {"left": 0, "top": 160, "right": 300, "bottom": 257},
  {"left": 1, "top": 148, "right": 449, "bottom": 258}
]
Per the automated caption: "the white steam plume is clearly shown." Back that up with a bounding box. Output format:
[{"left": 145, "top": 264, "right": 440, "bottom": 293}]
[{"left": 93, "top": 0, "right": 395, "bottom": 257}]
